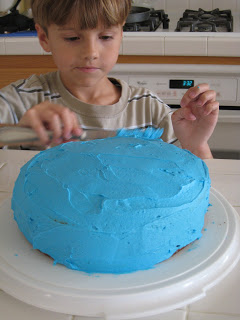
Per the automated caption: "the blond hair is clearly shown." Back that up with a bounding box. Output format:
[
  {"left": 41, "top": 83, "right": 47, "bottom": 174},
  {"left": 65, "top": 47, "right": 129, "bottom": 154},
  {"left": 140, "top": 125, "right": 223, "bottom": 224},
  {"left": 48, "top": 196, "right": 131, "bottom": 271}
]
[{"left": 31, "top": 0, "right": 131, "bottom": 32}]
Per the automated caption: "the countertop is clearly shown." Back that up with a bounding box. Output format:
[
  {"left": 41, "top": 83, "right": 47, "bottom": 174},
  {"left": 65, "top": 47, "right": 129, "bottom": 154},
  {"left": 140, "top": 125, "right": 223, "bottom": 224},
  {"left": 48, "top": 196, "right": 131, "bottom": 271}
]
[
  {"left": 0, "top": 149, "right": 240, "bottom": 320},
  {"left": 0, "top": 32, "right": 240, "bottom": 57}
]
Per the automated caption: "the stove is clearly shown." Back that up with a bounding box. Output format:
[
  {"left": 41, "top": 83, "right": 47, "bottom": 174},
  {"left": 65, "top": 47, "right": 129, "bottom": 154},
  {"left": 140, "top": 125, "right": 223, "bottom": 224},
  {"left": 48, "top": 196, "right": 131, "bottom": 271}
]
[
  {"left": 110, "top": 63, "right": 240, "bottom": 159},
  {"left": 123, "top": 6, "right": 238, "bottom": 33},
  {"left": 112, "top": 3, "right": 240, "bottom": 159},
  {"left": 175, "top": 8, "right": 233, "bottom": 32},
  {"left": 0, "top": 5, "right": 237, "bottom": 35}
]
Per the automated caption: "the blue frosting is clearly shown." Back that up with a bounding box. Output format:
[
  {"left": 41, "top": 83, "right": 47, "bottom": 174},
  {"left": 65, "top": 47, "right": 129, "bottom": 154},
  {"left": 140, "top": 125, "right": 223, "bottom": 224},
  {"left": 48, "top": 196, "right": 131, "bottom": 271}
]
[
  {"left": 11, "top": 128, "right": 211, "bottom": 274},
  {"left": 117, "top": 127, "right": 164, "bottom": 139}
]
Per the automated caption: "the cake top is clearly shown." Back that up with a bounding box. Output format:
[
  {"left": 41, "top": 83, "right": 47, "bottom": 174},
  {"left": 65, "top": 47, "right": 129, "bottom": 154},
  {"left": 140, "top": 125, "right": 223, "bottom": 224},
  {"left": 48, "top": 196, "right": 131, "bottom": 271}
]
[{"left": 21, "top": 128, "right": 209, "bottom": 228}]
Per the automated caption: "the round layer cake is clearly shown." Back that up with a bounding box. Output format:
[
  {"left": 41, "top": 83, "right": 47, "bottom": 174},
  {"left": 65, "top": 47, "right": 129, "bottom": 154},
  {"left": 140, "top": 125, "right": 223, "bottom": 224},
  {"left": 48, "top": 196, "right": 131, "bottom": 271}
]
[{"left": 11, "top": 128, "right": 211, "bottom": 274}]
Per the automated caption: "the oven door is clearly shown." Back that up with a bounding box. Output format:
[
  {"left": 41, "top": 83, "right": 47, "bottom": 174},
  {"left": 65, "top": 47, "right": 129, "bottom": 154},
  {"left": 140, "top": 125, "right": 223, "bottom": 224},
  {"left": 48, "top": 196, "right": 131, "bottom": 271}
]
[{"left": 110, "top": 63, "right": 240, "bottom": 159}]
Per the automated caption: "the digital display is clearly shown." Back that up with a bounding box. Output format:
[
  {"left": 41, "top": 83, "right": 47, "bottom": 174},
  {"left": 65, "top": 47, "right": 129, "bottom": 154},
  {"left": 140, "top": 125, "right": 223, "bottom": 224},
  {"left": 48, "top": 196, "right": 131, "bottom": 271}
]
[{"left": 169, "top": 80, "right": 194, "bottom": 89}]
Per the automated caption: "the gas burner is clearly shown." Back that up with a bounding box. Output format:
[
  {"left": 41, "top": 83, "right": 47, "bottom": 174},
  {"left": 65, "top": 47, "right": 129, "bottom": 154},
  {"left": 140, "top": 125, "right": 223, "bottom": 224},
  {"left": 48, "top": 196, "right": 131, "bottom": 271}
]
[
  {"left": 0, "top": 0, "right": 35, "bottom": 34},
  {"left": 175, "top": 8, "right": 233, "bottom": 32},
  {"left": 123, "top": 7, "right": 169, "bottom": 32},
  {"left": 0, "top": 11, "right": 35, "bottom": 34}
]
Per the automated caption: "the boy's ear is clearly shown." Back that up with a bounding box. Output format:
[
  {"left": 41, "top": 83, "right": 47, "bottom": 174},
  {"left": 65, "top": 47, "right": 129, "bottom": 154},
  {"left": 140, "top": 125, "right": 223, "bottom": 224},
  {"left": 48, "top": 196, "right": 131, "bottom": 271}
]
[{"left": 35, "top": 23, "right": 51, "bottom": 53}]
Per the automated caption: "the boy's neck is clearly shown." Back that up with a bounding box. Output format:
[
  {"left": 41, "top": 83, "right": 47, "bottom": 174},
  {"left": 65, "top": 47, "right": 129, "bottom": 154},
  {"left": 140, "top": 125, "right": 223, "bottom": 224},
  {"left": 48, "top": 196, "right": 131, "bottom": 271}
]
[{"left": 60, "top": 75, "right": 121, "bottom": 105}]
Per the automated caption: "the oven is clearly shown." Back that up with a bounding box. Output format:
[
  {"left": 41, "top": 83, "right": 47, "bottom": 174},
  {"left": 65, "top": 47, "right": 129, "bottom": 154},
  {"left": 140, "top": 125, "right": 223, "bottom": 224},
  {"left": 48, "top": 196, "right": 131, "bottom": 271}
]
[
  {"left": 110, "top": 63, "right": 240, "bottom": 159},
  {"left": 110, "top": 1, "right": 240, "bottom": 159}
]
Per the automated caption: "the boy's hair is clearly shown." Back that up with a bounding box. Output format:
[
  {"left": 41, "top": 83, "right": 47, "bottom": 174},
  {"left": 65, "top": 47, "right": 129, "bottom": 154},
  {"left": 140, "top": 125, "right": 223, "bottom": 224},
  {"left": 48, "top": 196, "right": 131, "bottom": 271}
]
[{"left": 31, "top": 0, "right": 132, "bottom": 32}]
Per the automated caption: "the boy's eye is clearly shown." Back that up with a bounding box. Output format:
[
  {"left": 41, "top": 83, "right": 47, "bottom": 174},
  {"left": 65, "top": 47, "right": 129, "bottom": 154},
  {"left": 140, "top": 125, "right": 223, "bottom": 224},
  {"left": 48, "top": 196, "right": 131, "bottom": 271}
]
[
  {"left": 100, "top": 35, "right": 113, "bottom": 40},
  {"left": 65, "top": 37, "right": 80, "bottom": 42}
]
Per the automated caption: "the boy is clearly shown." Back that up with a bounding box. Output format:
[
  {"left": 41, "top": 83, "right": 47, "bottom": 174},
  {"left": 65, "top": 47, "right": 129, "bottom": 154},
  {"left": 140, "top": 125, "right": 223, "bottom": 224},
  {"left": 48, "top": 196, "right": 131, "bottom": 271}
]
[{"left": 0, "top": 0, "right": 219, "bottom": 159}]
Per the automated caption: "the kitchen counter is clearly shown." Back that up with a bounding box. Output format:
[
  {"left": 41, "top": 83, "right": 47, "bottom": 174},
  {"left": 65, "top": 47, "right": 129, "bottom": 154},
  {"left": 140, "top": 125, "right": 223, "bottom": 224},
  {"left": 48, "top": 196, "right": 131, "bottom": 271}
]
[
  {"left": 0, "top": 149, "right": 240, "bottom": 320},
  {"left": 0, "top": 32, "right": 240, "bottom": 57}
]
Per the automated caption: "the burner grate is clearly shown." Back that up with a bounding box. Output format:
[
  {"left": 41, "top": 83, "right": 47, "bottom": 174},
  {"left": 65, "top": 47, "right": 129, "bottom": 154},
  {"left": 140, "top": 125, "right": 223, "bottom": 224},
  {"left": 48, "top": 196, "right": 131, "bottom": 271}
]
[
  {"left": 123, "top": 8, "right": 169, "bottom": 32},
  {"left": 175, "top": 8, "right": 233, "bottom": 32}
]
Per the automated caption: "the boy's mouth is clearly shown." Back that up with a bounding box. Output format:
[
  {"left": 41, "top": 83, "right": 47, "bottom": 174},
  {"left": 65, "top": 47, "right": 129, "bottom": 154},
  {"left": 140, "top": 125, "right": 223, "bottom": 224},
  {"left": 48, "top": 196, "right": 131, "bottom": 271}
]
[{"left": 77, "top": 66, "right": 99, "bottom": 73}]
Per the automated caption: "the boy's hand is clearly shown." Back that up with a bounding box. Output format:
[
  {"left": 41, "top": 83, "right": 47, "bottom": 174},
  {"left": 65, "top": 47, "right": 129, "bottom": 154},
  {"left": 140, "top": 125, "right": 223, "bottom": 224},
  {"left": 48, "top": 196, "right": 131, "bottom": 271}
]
[
  {"left": 18, "top": 102, "right": 82, "bottom": 145},
  {"left": 171, "top": 83, "right": 219, "bottom": 159}
]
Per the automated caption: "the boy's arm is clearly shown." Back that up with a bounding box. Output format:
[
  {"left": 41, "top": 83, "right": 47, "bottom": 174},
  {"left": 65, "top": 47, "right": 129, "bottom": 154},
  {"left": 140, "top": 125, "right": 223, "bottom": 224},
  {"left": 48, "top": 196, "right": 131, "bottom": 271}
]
[
  {"left": 0, "top": 76, "right": 81, "bottom": 146},
  {"left": 171, "top": 83, "right": 219, "bottom": 159}
]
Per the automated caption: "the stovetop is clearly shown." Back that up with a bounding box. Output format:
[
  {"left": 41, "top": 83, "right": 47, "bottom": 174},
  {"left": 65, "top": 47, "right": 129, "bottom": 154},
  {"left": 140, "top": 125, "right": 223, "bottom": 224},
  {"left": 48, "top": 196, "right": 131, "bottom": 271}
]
[
  {"left": 0, "top": 7, "right": 239, "bottom": 36},
  {"left": 0, "top": 9, "right": 35, "bottom": 34},
  {"left": 175, "top": 8, "right": 233, "bottom": 32},
  {"left": 123, "top": 7, "right": 240, "bottom": 34}
]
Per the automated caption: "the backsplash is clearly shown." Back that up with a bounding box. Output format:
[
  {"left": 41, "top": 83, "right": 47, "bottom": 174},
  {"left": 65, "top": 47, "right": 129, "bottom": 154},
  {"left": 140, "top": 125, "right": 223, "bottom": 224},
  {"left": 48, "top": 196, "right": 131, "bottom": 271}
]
[{"left": 132, "top": 0, "right": 240, "bottom": 11}]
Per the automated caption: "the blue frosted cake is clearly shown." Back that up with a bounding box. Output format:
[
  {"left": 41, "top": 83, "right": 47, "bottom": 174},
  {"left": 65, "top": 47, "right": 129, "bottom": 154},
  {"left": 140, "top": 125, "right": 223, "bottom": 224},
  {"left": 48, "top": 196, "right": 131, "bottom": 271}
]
[{"left": 11, "top": 128, "right": 211, "bottom": 274}]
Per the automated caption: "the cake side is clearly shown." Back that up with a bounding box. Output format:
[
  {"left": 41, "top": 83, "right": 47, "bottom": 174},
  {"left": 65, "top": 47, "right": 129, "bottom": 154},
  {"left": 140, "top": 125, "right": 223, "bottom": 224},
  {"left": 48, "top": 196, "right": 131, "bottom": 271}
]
[{"left": 11, "top": 133, "right": 211, "bottom": 274}]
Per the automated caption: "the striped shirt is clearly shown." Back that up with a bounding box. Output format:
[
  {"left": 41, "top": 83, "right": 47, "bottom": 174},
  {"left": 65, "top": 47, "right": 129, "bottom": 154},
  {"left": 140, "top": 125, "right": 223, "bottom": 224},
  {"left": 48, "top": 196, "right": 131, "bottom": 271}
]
[{"left": 0, "top": 71, "right": 176, "bottom": 143}]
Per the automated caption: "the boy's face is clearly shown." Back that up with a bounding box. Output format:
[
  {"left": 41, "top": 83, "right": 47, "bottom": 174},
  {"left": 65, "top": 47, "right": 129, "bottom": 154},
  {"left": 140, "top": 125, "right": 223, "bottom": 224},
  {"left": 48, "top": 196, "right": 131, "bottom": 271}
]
[{"left": 36, "top": 21, "right": 123, "bottom": 90}]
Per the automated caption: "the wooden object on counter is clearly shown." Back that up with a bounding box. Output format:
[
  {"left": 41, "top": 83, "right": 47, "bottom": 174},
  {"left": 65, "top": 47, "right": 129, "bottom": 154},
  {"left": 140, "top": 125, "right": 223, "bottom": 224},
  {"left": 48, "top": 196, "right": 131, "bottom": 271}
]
[
  {"left": 118, "top": 56, "right": 240, "bottom": 65},
  {"left": 0, "top": 55, "right": 240, "bottom": 89}
]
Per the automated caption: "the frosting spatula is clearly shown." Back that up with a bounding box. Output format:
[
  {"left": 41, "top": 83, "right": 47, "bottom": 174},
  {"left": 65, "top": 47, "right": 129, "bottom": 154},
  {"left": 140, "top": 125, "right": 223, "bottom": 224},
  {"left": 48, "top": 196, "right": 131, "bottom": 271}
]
[{"left": 0, "top": 125, "right": 117, "bottom": 147}]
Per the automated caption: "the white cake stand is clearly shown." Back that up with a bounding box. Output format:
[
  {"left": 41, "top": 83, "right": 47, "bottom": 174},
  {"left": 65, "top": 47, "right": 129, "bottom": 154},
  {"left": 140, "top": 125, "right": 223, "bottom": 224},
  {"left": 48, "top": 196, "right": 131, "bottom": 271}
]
[{"left": 0, "top": 188, "right": 240, "bottom": 319}]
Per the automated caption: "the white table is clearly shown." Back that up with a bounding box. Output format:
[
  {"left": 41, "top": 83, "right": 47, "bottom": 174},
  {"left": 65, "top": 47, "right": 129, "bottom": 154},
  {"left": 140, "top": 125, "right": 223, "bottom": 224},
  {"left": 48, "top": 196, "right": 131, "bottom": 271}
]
[{"left": 0, "top": 149, "right": 239, "bottom": 320}]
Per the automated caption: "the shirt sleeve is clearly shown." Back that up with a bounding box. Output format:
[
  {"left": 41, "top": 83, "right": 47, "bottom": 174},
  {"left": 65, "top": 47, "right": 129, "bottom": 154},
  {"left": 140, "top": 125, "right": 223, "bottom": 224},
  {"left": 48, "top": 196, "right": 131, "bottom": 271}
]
[
  {"left": 0, "top": 81, "right": 29, "bottom": 124},
  {"left": 149, "top": 95, "right": 176, "bottom": 144}
]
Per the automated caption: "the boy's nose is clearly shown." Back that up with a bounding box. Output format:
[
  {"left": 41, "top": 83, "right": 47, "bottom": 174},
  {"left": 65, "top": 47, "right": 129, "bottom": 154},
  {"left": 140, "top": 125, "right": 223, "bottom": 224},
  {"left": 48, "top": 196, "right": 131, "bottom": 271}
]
[{"left": 82, "top": 39, "right": 99, "bottom": 61}]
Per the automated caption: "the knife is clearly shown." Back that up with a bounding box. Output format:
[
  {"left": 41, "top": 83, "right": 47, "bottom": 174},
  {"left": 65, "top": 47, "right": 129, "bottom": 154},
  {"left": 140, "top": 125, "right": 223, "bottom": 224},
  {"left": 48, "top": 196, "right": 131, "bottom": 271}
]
[{"left": 0, "top": 125, "right": 117, "bottom": 147}]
